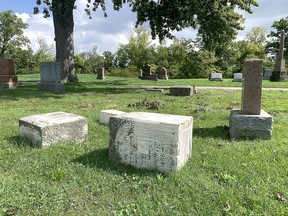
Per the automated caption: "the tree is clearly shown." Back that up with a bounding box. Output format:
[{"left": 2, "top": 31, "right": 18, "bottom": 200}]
[
  {"left": 266, "top": 16, "right": 288, "bottom": 60},
  {"left": 0, "top": 10, "right": 30, "bottom": 57},
  {"left": 35, "top": 0, "right": 258, "bottom": 83},
  {"left": 246, "top": 27, "right": 266, "bottom": 45}
]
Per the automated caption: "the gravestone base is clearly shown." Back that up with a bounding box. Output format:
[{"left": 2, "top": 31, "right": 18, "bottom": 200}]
[
  {"left": 170, "top": 87, "right": 193, "bottom": 96},
  {"left": 0, "top": 82, "right": 21, "bottom": 89},
  {"left": 38, "top": 83, "right": 65, "bottom": 92},
  {"left": 229, "top": 109, "right": 273, "bottom": 140},
  {"left": 141, "top": 74, "right": 158, "bottom": 81},
  {"left": 99, "top": 109, "right": 126, "bottom": 125},
  {"left": 19, "top": 112, "right": 88, "bottom": 147},
  {"left": 158, "top": 75, "right": 168, "bottom": 80},
  {"left": 109, "top": 112, "right": 193, "bottom": 173},
  {"left": 97, "top": 76, "right": 105, "bottom": 80}
]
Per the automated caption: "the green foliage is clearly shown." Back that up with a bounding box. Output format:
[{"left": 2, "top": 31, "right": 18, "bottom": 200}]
[
  {"left": 0, "top": 10, "right": 30, "bottom": 57},
  {"left": 266, "top": 16, "right": 288, "bottom": 60}
]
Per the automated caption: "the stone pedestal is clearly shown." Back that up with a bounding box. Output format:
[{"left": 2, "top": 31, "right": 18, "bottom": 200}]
[
  {"left": 38, "top": 62, "right": 65, "bottom": 92},
  {"left": 109, "top": 112, "right": 193, "bottom": 173},
  {"left": 19, "top": 112, "right": 88, "bottom": 147},
  {"left": 229, "top": 109, "right": 273, "bottom": 140},
  {"left": 99, "top": 109, "right": 126, "bottom": 125},
  {"left": 0, "top": 57, "right": 20, "bottom": 89}
]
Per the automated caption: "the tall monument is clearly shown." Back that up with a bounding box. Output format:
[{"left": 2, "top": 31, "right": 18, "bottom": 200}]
[{"left": 270, "top": 30, "right": 287, "bottom": 81}]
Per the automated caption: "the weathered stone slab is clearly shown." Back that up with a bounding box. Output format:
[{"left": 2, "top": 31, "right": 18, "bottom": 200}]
[
  {"left": 40, "top": 62, "right": 61, "bottom": 83},
  {"left": 232, "top": 73, "right": 242, "bottom": 82},
  {"left": 19, "top": 112, "right": 88, "bottom": 147},
  {"left": 263, "top": 68, "right": 273, "bottom": 80},
  {"left": 242, "top": 59, "right": 263, "bottom": 115},
  {"left": 99, "top": 110, "right": 126, "bottom": 125},
  {"left": 229, "top": 109, "right": 273, "bottom": 140},
  {"left": 158, "top": 67, "right": 169, "bottom": 80},
  {"left": 109, "top": 112, "right": 193, "bottom": 173},
  {"left": 209, "top": 73, "right": 223, "bottom": 81},
  {"left": 97, "top": 67, "right": 105, "bottom": 80},
  {"left": 170, "top": 86, "right": 193, "bottom": 96}
]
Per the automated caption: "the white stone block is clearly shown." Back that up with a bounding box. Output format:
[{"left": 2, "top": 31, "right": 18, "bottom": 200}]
[
  {"left": 99, "top": 110, "right": 126, "bottom": 125},
  {"left": 19, "top": 112, "right": 88, "bottom": 147},
  {"left": 109, "top": 112, "right": 193, "bottom": 173}
]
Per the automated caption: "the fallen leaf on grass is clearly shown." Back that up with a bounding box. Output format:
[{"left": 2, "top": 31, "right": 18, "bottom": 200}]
[
  {"left": 276, "top": 192, "right": 287, "bottom": 201},
  {"left": 5, "top": 208, "right": 20, "bottom": 216}
]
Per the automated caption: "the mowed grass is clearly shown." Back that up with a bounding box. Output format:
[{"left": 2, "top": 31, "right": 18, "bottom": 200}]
[{"left": 0, "top": 74, "right": 288, "bottom": 215}]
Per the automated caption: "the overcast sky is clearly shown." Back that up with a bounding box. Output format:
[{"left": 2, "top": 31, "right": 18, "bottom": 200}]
[{"left": 1, "top": 0, "right": 288, "bottom": 54}]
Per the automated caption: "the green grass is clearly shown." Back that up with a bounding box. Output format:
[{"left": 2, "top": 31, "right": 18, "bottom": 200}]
[{"left": 1, "top": 75, "right": 288, "bottom": 215}]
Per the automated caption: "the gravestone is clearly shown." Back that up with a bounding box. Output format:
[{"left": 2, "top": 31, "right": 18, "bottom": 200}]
[
  {"left": 232, "top": 73, "right": 242, "bottom": 82},
  {"left": 97, "top": 67, "right": 105, "bottom": 80},
  {"left": 109, "top": 112, "right": 193, "bottom": 173},
  {"left": 158, "top": 67, "right": 169, "bottom": 80},
  {"left": 38, "top": 62, "right": 65, "bottom": 92},
  {"left": 141, "top": 64, "right": 158, "bottom": 80},
  {"left": 229, "top": 59, "right": 273, "bottom": 140},
  {"left": 263, "top": 68, "right": 273, "bottom": 80},
  {"left": 0, "top": 57, "right": 20, "bottom": 89},
  {"left": 270, "top": 30, "right": 287, "bottom": 81},
  {"left": 19, "top": 112, "right": 88, "bottom": 147},
  {"left": 209, "top": 73, "right": 223, "bottom": 81},
  {"left": 170, "top": 86, "right": 193, "bottom": 96}
]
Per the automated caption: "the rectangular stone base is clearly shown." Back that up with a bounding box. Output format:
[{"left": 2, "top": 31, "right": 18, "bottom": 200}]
[
  {"left": 99, "top": 109, "right": 126, "bottom": 125},
  {"left": 229, "top": 109, "right": 273, "bottom": 140},
  {"left": 109, "top": 112, "right": 193, "bottom": 173},
  {"left": 0, "top": 82, "right": 21, "bottom": 89},
  {"left": 19, "top": 112, "right": 88, "bottom": 147},
  {"left": 38, "top": 82, "right": 65, "bottom": 92},
  {"left": 170, "top": 87, "right": 193, "bottom": 96}
]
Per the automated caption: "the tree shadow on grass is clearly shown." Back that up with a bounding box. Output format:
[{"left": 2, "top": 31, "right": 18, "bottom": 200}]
[
  {"left": 0, "top": 82, "right": 137, "bottom": 101},
  {"left": 71, "top": 148, "right": 162, "bottom": 177},
  {"left": 193, "top": 126, "right": 230, "bottom": 140}
]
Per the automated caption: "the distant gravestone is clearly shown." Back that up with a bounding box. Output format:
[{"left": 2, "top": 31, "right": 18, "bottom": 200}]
[
  {"left": 229, "top": 59, "right": 273, "bottom": 140},
  {"left": 141, "top": 64, "right": 158, "bottom": 80},
  {"left": 170, "top": 86, "right": 193, "bottom": 96},
  {"left": 232, "top": 73, "right": 242, "bottom": 82},
  {"left": 19, "top": 112, "right": 88, "bottom": 147},
  {"left": 270, "top": 30, "right": 287, "bottom": 81},
  {"left": 158, "top": 67, "right": 169, "bottom": 80},
  {"left": 109, "top": 112, "right": 193, "bottom": 173},
  {"left": 38, "top": 62, "right": 65, "bottom": 92},
  {"left": 209, "top": 73, "right": 223, "bottom": 81},
  {"left": 263, "top": 68, "right": 273, "bottom": 80},
  {"left": 97, "top": 67, "right": 105, "bottom": 80},
  {"left": 0, "top": 57, "right": 20, "bottom": 89}
]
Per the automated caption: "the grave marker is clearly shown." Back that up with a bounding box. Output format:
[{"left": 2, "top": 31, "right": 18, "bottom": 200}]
[
  {"left": 209, "top": 73, "right": 223, "bottom": 81},
  {"left": 97, "top": 67, "right": 105, "bottom": 80},
  {"left": 0, "top": 57, "right": 20, "bottom": 89}
]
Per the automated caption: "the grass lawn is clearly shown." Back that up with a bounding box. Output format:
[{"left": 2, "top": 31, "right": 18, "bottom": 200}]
[{"left": 1, "top": 74, "right": 288, "bottom": 215}]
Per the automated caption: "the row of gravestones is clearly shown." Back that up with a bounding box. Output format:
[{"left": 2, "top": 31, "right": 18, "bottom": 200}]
[{"left": 18, "top": 59, "right": 273, "bottom": 174}]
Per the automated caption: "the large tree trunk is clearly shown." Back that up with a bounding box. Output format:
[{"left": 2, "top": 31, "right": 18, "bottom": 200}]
[{"left": 52, "top": 0, "right": 78, "bottom": 83}]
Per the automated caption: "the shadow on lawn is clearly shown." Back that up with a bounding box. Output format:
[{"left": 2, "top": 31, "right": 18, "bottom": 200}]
[
  {"left": 193, "top": 126, "right": 230, "bottom": 140},
  {"left": 0, "top": 82, "right": 136, "bottom": 100},
  {"left": 72, "top": 148, "right": 162, "bottom": 176}
]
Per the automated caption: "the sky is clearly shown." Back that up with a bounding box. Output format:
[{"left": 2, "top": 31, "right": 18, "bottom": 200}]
[{"left": 1, "top": 0, "right": 288, "bottom": 54}]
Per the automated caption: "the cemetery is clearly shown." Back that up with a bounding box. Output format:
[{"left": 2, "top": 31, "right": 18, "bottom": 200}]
[{"left": 1, "top": 2, "right": 288, "bottom": 215}]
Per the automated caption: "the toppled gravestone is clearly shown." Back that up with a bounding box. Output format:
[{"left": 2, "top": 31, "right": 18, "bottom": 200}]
[{"left": 109, "top": 112, "right": 193, "bottom": 173}]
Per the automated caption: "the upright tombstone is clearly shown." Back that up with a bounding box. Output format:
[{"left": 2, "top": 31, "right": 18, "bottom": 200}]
[
  {"left": 209, "top": 73, "right": 223, "bottom": 81},
  {"left": 229, "top": 59, "right": 273, "bottom": 140},
  {"left": 232, "top": 73, "right": 242, "bottom": 82},
  {"left": 97, "top": 67, "right": 105, "bottom": 80},
  {"left": 270, "top": 30, "right": 287, "bottom": 81},
  {"left": 158, "top": 67, "right": 169, "bottom": 80},
  {"left": 263, "top": 68, "right": 273, "bottom": 80},
  {"left": 38, "top": 62, "right": 65, "bottom": 92},
  {"left": 0, "top": 57, "right": 20, "bottom": 89},
  {"left": 141, "top": 64, "right": 158, "bottom": 80}
]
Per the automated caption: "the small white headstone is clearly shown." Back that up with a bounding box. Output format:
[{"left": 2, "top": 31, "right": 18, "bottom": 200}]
[
  {"left": 232, "top": 73, "right": 242, "bottom": 82},
  {"left": 209, "top": 73, "right": 223, "bottom": 81}
]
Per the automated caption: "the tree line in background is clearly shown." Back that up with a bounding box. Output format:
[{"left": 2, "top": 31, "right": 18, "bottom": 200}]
[{"left": 0, "top": 10, "right": 287, "bottom": 79}]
